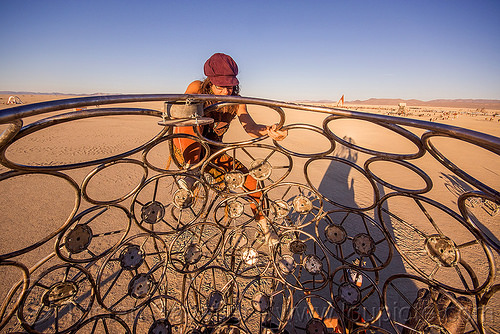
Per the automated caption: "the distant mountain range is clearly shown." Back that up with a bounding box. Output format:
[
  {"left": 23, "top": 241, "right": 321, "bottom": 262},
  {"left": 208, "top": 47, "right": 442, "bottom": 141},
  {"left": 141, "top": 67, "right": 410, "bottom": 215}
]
[{"left": 2, "top": 92, "right": 499, "bottom": 109}]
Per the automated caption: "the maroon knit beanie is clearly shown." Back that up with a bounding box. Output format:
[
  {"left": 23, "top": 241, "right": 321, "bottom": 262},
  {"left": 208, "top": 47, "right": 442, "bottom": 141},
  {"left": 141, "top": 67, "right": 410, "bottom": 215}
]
[{"left": 203, "top": 53, "right": 239, "bottom": 86}]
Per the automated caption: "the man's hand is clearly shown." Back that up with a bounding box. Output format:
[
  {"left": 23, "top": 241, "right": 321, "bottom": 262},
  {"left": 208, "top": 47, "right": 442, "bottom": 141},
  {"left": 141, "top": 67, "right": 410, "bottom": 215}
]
[
  {"left": 403, "top": 287, "right": 473, "bottom": 334},
  {"left": 267, "top": 124, "right": 287, "bottom": 141}
]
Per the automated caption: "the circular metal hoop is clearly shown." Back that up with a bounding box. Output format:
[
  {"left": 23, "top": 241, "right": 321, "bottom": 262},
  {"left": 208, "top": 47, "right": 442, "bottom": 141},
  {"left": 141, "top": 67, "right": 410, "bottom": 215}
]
[
  {"left": 272, "top": 229, "right": 331, "bottom": 292},
  {"left": 304, "top": 156, "right": 380, "bottom": 211},
  {"left": 239, "top": 276, "right": 293, "bottom": 334},
  {"left": 186, "top": 266, "right": 239, "bottom": 326},
  {"left": 316, "top": 209, "right": 393, "bottom": 271},
  {"left": 213, "top": 194, "right": 260, "bottom": 230},
  {"left": 383, "top": 274, "right": 480, "bottom": 334},
  {"left": 0, "top": 108, "right": 167, "bottom": 171},
  {"left": 96, "top": 233, "right": 168, "bottom": 314},
  {"left": 142, "top": 132, "right": 211, "bottom": 174},
  {"left": 364, "top": 156, "right": 433, "bottom": 194},
  {"left": 81, "top": 158, "right": 148, "bottom": 205},
  {"left": 422, "top": 131, "right": 500, "bottom": 199},
  {"left": 323, "top": 115, "right": 425, "bottom": 160},
  {"left": 0, "top": 170, "right": 80, "bottom": 260},
  {"left": 330, "top": 265, "right": 384, "bottom": 326},
  {"left": 169, "top": 222, "right": 225, "bottom": 274},
  {"left": 221, "top": 226, "right": 272, "bottom": 278},
  {"left": 260, "top": 182, "right": 324, "bottom": 230},
  {"left": 377, "top": 192, "right": 495, "bottom": 294},
  {"left": 478, "top": 284, "right": 499, "bottom": 334},
  {"left": 55, "top": 204, "right": 132, "bottom": 263},
  {"left": 130, "top": 173, "right": 209, "bottom": 235},
  {"left": 17, "top": 263, "right": 96, "bottom": 334},
  {"left": 271, "top": 123, "right": 335, "bottom": 158}
]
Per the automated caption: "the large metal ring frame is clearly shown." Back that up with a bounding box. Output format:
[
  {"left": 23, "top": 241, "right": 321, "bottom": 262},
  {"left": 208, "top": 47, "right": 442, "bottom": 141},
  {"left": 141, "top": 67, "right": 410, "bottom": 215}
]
[
  {"left": 323, "top": 115, "right": 426, "bottom": 160},
  {"left": 81, "top": 158, "right": 149, "bottom": 205},
  {"left": 54, "top": 204, "right": 132, "bottom": 263},
  {"left": 304, "top": 156, "right": 380, "bottom": 211},
  {"left": 377, "top": 192, "right": 496, "bottom": 295},
  {"left": 17, "top": 263, "right": 96, "bottom": 334},
  {"left": 1, "top": 93, "right": 499, "bottom": 332},
  {"left": 0, "top": 108, "right": 167, "bottom": 171},
  {"left": 0, "top": 170, "right": 80, "bottom": 260}
]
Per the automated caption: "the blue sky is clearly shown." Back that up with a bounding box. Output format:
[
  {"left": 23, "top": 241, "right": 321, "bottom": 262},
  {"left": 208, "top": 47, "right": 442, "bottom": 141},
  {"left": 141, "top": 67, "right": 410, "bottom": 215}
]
[{"left": 1, "top": 0, "right": 499, "bottom": 101}]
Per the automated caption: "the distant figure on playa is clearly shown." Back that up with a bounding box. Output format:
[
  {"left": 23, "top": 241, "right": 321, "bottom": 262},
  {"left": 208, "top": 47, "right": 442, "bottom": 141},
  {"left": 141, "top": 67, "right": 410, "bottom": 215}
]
[{"left": 173, "top": 52, "right": 287, "bottom": 243}]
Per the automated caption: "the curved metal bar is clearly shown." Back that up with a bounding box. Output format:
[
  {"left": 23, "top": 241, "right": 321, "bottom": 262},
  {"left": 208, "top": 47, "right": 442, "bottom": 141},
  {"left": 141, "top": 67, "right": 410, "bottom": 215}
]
[
  {"left": 304, "top": 156, "right": 380, "bottom": 211},
  {"left": 0, "top": 170, "right": 80, "bottom": 260},
  {"left": 457, "top": 191, "right": 500, "bottom": 254},
  {"left": 364, "top": 156, "right": 433, "bottom": 194},
  {"left": 323, "top": 115, "right": 425, "bottom": 159},
  {"left": 0, "top": 119, "right": 22, "bottom": 149},
  {"left": 271, "top": 123, "right": 335, "bottom": 158},
  {"left": 0, "top": 108, "right": 167, "bottom": 171},
  {"left": 0, "top": 261, "right": 30, "bottom": 331},
  {"left": 422, "top": 131, "right": 500, "bottom": 200},
  {"left": 81, "top": 158, "right": 148, "bottom": 205}
]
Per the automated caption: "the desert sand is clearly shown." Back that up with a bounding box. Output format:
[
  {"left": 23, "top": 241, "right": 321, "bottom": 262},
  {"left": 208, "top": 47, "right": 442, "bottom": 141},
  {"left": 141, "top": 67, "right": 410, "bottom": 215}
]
[{"left": 0, "top": 93, "right": 498, "bottom": 333}]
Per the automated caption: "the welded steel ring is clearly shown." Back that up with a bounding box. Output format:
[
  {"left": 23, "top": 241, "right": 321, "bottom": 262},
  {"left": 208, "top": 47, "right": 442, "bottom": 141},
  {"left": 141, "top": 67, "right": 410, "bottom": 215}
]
[
  {"left": 271, "top": 123, "right": 335, "bottom": 158},
  {"left": 0, "top": 108, "right": 167, "bottom": 171},
  {"left": 55, "top": 204, "right": 132, "bottom": 263},
  {"left": 272, "top": 229, "right": 331, "bottom": 292},
  {"left": 214, "top": 194, "right": 260, "bottom": 230},
  {"left": 130, "top": 173, "right": 208, "bottom": 234},
  {"left": 96, "top": 233, "right": 167, "bottom": 314},
  {"left": 316, "top": 209, "right": 393, "bottom": 271},
  {"left": 323, "top": 115, "right": 425, "bottom": 159},
  {"left": 221, "top": 226, "right": 272, "bottom": 278},
  {"left": 260, "top": 182, "right": 323, "bottom": 230},
  {"left": 169, "top": 221, "right": 225, "bottom": 274},
  {"left": 72, "top": 313, "right": 131, "bottom": 333},
  {"left": 478, "top": 284, "right": 499, "bottom": 334},
  {"left": 377, "top": 192, "right": 495, "bottom": 294},
  {"left": 422, "top": 130, "right": 500, "bottom": 199},
  {"left": 143, "top": 132, "right": 210, "bottom": 174},
  {"left": 330, "top": 265, "right": 383, "bottom": 326},
  {"left": 0, "top": 119, "right": 22, "bottom": 149},
  {"left": 289, "top": 294, "right": 345, "bottom": 334},
  {"left": 304, "top": 156, "right": 380, "bottom": 211},
  {"left": 239, "top": 276, "right": 293, "bottom": 334},
  {"left": 0, "top": 170, "right": 80, "bottom": 260},
  {"left": 17, "top": 263, "right": 96, "bottom": 334},
  {"left": 458, "top": 191, "right": 500, "bottom": 254},
  {"left": 133, "top": 295, "right": 187, "bottom": 334},
  {"left": 200, "top": 143, "right": 293, "bottom": 196},
  {"left": 195, "top": 103, "right": 285, "bottom": 146},
  {"left": 186, "top": 266, "right": 239, "bottom": 326},
  {"left": 0, "top": 261, "right": 29, "bottom": 331},
  {"left": 382, "top": 274, "right": 480, "bottom": 334},
  {"left": 81, "top": 158, "right": 148, "bottom": 205},
  {"left": 364, "top": 156, "right": 433, "bottom": 194}
]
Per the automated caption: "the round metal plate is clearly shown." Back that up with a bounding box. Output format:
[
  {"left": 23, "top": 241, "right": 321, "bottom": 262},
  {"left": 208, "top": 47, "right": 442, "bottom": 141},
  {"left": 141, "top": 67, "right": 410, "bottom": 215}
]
[
  {"left": 119, "top": 244, "right": 145, "bottom": 270},
  {"left": 65, "top": 224, "right": 93, "bottom": 254},
  {"left": 141, "top": 201, "right": 165, "bottom": 225},
  {"left": 227, "top": 200, "right": 245, "bottom": 218},
  {"left": 324, "top": 224, "right": 347, "bottom": 244},
  {"left": 352, "top": 233, "right": 376, "bottom": 257},
  {"left": 278, "top": 255, "right": 296, "bottom": 275},
  {"left": 173, "top": 189, "right": 194, "bottom": 209},
  {"left": 293, "top": 195, "right": 313, "bottom": 214},
  {"left": 272, "top": 200, "right": 290, "bottom": 218},
  {"left": 425, "top": 235, "right": 459, "bottom": 267},
  {"left": 42, "top": 281, "right": 79, "bottom": 307},
  {"left": 224, "top": 171, "right": 246, "bottom": 189},
  {"left": 207, "top": 291, "right": 224, "bottom": 312},
  {"left": 249, "top": 159, "right": 273, "bottom": 180},
  {"left": 304, "top": 254, "right": 323, "bottom": 275},
  {"left": 251, "top": 292, "right": 270, "bottom": 313},
  {"left": 184, "top": 244, "right": 202, "bottom": 265},
  {"left": 148, "top": 319, "right": 172, "bottom": 334},
  {"left": 338, "top": 282, "right": 362, "bottom": 306},
  {"left": 129, "top": 274, "right": 153, "bottom": 299}
]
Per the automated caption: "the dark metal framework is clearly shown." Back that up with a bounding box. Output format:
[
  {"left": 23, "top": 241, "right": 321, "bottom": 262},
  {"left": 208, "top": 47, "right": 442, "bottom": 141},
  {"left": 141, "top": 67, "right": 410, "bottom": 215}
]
[{"left": 0, "top": 94, "right": 498, "bottom": 333}]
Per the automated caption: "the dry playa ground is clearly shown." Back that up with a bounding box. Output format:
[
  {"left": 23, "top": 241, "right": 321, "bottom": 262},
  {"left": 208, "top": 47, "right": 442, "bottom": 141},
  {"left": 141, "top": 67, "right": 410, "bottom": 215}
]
[{"left": 0, "top": 94, "right": 499, "bottom": 333}]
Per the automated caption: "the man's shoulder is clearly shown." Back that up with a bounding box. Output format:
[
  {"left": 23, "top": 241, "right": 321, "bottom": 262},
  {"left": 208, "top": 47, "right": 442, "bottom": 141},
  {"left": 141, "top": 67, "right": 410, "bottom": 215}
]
[{"left": 185, "top": 80, "right": 203, "bottom": 94}]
